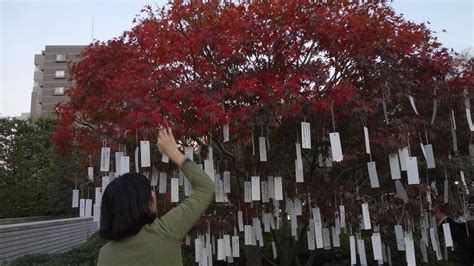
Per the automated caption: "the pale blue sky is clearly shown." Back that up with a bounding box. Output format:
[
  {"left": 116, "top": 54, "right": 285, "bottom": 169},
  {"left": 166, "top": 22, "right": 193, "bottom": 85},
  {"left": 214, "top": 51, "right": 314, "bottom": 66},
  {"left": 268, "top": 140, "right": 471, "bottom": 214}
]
[{"left": 1, "top": 0, "right": 473, "bottom": 117}]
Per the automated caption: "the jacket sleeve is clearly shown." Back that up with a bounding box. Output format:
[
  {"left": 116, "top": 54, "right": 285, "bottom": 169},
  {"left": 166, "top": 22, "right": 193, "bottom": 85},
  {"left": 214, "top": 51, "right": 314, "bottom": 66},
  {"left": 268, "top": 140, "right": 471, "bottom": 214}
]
[{"left": 154, "top": 160, "right": 214, "bottom": 240}]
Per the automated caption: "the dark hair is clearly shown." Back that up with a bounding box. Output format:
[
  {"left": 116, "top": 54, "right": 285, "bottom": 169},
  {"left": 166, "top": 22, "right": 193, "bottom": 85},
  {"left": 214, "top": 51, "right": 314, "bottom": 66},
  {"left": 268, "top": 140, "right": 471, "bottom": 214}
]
[{"left": 100, "top": 173, "right": 155, "bottom": 240}]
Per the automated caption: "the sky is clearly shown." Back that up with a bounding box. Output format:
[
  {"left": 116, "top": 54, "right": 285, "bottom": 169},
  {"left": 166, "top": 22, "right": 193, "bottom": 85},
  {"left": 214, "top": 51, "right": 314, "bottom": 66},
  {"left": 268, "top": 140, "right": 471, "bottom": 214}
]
[{"left": 0, "top": 0, "right": 473, "bottom": 117}]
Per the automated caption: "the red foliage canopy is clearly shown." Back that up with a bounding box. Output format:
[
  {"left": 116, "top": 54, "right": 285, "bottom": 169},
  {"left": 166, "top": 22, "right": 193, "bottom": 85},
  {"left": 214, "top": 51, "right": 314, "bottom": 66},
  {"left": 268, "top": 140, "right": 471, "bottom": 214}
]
[{"left": 52, "top": 1, "right": 473, "bottom": 261}]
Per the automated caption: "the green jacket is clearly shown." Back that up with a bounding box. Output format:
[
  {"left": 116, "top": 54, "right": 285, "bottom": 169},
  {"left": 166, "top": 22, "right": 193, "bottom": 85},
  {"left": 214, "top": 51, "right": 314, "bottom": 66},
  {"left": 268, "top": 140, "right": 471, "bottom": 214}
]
[{"left": 97, "top": 160, "right": 214, "bottom": 266}]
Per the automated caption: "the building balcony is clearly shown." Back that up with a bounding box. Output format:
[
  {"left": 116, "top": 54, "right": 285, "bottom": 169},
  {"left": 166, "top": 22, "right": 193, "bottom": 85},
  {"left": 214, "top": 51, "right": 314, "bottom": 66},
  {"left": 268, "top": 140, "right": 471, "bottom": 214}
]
[
  {"left": 33, "top": 70, "right": 43, "bottom": 80},
  {"left": 34, "top": 54, "right": 44, "bottom": 66}
]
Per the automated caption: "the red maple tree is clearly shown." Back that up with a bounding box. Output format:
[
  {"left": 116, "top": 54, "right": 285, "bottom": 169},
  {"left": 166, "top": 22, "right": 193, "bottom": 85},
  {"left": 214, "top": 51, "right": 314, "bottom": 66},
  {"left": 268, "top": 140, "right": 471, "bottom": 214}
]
[{"left": 53, "top": 1, "right": 473, "bottom": 264}]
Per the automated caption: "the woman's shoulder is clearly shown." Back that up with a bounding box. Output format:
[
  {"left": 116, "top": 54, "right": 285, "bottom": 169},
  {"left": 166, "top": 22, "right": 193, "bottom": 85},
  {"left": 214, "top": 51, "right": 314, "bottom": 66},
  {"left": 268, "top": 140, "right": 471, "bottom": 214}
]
[{"left": 97, "top": 241, "right": 112, "bottom": 265}]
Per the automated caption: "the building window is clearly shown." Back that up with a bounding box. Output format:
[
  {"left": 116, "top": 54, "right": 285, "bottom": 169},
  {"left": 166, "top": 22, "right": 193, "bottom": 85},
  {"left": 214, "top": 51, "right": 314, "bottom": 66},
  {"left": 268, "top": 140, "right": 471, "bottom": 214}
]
[
  {"left": 54, "top": 87, "right": 65, "bottom": 96},
  {"left": 56, "top": 54, "right": 67, "bottom": 62},
  {"left": 55, "top": 70, "right": 65, "bottom": 78},
  {"left": 35, "top": 64, "right": 41, "bottom": 71},
  {"left": 34, "top": 80, "right": 39, "bottom": 87}
]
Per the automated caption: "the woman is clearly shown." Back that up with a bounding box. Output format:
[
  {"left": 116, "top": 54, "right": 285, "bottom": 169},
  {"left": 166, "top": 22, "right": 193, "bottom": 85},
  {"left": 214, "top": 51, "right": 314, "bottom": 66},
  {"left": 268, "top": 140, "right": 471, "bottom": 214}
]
[{"left": 97, "top": 128, "right": 215, "bottom": 266}]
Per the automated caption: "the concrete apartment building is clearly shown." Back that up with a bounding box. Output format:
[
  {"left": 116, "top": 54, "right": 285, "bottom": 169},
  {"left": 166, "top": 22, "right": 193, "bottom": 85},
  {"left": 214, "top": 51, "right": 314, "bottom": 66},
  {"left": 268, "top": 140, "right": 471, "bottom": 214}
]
[{"left": 30, "top": 45, "right": 87, "bottom": 118}]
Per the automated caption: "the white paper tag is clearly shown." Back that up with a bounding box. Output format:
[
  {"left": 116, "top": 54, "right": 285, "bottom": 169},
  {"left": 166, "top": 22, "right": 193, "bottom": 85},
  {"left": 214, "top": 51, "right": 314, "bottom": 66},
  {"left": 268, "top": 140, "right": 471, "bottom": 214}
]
[
  {"left": 357, "top": 239, "right": 368, "bottom": 265},
  {"left": 322, "top": 227, "right": 331, "bottom": 250},
  {"left": 204, "top": 159, "right": 215, "bottom": 182},
  {"left": 367, "top": 161, "right": 380, "bottom": 188},
  {"left": 424, "top": 144, "right": 436, "bottom": 169},
  {"left": 115, "top": 152, "right": 123, "bottom": 174},
  {"left": 339, "top": 205, "right": 346, "bottom": 228},
  {"left": 217, "top": 238, "right": 225, "bottom": 260},
  {"left": 312, "top": 208, "right": 324, "bottom": 249},
  {"left": 93, "top": 204, "right": 100, "bottom": 223},
  {"left": 244, "top": 225, "right": 252, "bottom": 245},
  {"left": 307, "top": 230, "right": 315, "bottom": 250},
  {"left": 429, "top": 227, "right": 438, "bottom": 251},
  {"left": 406, "top": 157, "right": 419, "bottom": 185},
  {"left": 201, "top": 247, "right": 208, "bottom": 265},
  {"left": 371, "top": 232, "right": 383, "bottom": 260},
  {"left": 394, "top": 225, "right": 405, "bottom": 251},
  {"left": 409, "top": 95, "right": 419, "bottom": 115},
  {"left": 120, "top": 156, "right": 130, "bottom": 175},
  {"left": 389, "top": 153, "right": 401, "bottom": 180},
  {"left": 244, "top": 181, "right": 252, "bottom": 203},
  {"left": 79, "top": 199, "right": 86, "bottom": 217},
  {"left": 195, "top": 238, "right": 201, "bottom": 262},
  {"left": 150, "top": 171, "right": 158, "bottom": 186},
  {"left": 335, "top": 213, "right": 341, "bottom": 234},
  {"left": 140, "top": 141, "right": 151, "bottom": 168},
  {"left": 295, "top": 159, "right": 304, "bottom": 183},
  {"left": 294, "top": 199, "right": 302, "bottom": 216},
  {"left": 404, "top": 237, "right": 416, "bottom": 265},
  {"left": 395, "top": 180, "right": 409, "bottom": 204},
  {"left": 267, "top": 176, "right": 274, "bottom": 199},
  {"left": 161, "top": 153, "right": 169, "bottom": 163},
  {"left": 134, "top": 147, "right": 139, "bottom": 173},
  {"left": 301, "top": 122, "right": 311, "bottom": 149},
  {"left": 262, "top": 213, "right": 270, "bottom": 232},
  {"left": 215, "top": 176, "right": 225, "bottom": 203},
  {"left": 443, "top": 178, "right": 449, "bottom": 204},
  {"left": 250, "top": 176, "right": 260, "bottom": 201},
  {"left": 238, "top": 211, "right": 244, "bottom": 232},
  {"left": 318, "top": 152, "right": 324, "bottom": 167},
  {"left": 470, "top": 145, "right": 474, "bottom": 167},
  {"left": 229, "top": 235, "right": 239, "bottom": 258},
  {"left": 171, "top": 178, "right": 179, "bottom": 202},
  {"left": 178, "top": 171, "right": 184, "bottom": 186},
  {"left": 224, "top": 235, "right": 232, "bottom": 257},
  {"left": 274, "top": 176, "right": 283, "bottom": 200},
  {"left": 72, "top": 189, "right": 79, "bottom": 208},
  {"left": 101, "top": 176, "right": 110, "bottom": 191},
  {"left": 223, "top": 124, "right": 230, "bottom": 142},
  {"left": 259, "top": 137, "right": 267, "bottom": 162},
  {"left": 329, "top": 132, "right": 343, "bottom": 162},
  {"left": 362, "top": 203, "right": 371, "bottom": 230},
  {"left": 350, "top": 236, "right": 357, "bottom": 265},
  {"left": 85, "top": 199, "right": 92, "bottom": 217},
  {"left": 159, "top": 172, "right": 167, "bottom": 194},
  {"left": 331, "top": 227, "right": 340, "bottom": 247},
  {"left": 88, "top": 167, "right": 94, "bottom": 181},
  {"left": 254, "top": 218, "right": 263, "bottom": 246},
  {"left": 100, "top": 147, "right": 110, "bottom": 172},
  {"left": 420, "top": 238, "right": 428, "bottom": 263},
  {"left": 325, "top": 155, "right": 333, "bottom": 167},
  {"left": 272, "top": 241, "right": 277, "bottom": 259},
  {"left": 261, "top": 181, "right": 269, "bottom": 203},
  {"left": 223, "top": 171, "right": 231, "bottom": 193},
  {"left": 442, "top": 223, "right": 453, "bottom": 247},
  {"left": 398, "top": 147, "right": 409, "bottom": 171},
  {"left": 94, "top": 187, "right": 102, "bottom": 206},
  {"left": 184, "top": 147, "right": 194, "bottom": 161},
  {"left": 364, "top": 126, "right": 371, "bottom": 154},
  {"left": 460, "top": 171, "right": 468, "bottom": 193},
  {"left": 295, "top": 143, "right": 303, "bottom": 169}
]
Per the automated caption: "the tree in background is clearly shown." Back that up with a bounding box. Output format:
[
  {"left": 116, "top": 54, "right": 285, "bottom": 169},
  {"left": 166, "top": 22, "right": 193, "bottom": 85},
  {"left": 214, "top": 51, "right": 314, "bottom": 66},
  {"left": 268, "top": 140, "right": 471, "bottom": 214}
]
[
  {"left": 53, "top": 1, "right": 473, "bottom": 264},
  {"left": 0, "top": 118, "right": 87, "bottom": 219}
]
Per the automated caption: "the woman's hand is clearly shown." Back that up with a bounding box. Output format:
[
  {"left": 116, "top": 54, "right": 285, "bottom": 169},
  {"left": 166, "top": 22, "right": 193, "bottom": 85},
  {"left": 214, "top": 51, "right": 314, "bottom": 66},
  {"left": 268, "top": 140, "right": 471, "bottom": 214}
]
[{"left": 157, "top": 127, "right": 185, "bottom": 167}]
